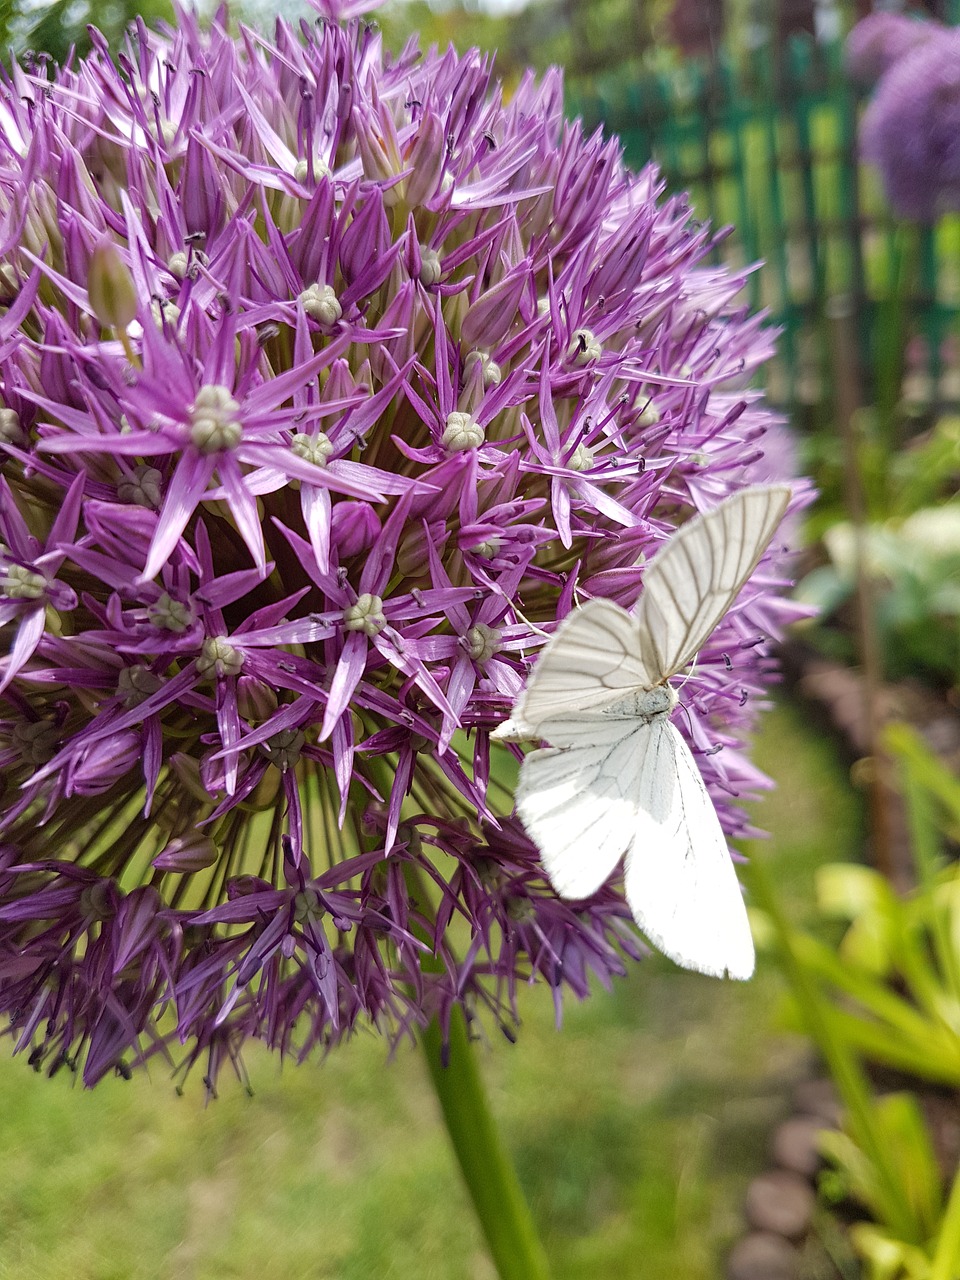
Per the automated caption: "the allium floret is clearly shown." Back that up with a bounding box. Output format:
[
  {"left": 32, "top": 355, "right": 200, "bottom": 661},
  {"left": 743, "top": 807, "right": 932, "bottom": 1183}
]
[{"left": 0, "top": 1, "right": 807, "bottom": 1088}]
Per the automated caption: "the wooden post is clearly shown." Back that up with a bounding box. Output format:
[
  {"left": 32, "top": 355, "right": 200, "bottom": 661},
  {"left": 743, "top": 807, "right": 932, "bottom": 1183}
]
[
  {"left": 826, "top": 294, "right": 897, "bottom": 883},
  {"left": 667, "top": 0, "right": 725, "bottom": 59}
]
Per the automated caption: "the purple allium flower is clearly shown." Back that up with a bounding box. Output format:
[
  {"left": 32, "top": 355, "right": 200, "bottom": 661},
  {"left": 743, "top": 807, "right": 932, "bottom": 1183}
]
[
  {"left": 0, "top": 2, "right": 808, "bottom": 1089},
  {"left": 859, "top": 28, "right": 960, "bottom": 222},
  {"left": 845, "top": 13, "right": 943, "bottom": 88}
]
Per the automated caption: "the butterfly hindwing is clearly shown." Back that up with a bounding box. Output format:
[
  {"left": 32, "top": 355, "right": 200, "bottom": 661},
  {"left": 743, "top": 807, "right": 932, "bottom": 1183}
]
[
  {"left": 516, "top": 710, "right": 648, "bottom": 900},
  {"left": 623, "top": 718, "right": 755, "bottom": 979}
]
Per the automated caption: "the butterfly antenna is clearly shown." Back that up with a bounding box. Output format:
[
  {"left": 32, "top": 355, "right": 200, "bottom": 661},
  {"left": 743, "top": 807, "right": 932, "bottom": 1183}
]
[
  {"left": 675, "top": 651, "right": 700, "bottom": 691},
  {"left": 510, "top": 601, "right": 551, "bottom": 639}
]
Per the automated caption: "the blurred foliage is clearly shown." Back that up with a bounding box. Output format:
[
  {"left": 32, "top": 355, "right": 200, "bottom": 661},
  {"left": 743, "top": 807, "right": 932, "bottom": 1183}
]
[
  {"left": 0, "top": 0, "right": 675, "bottom": 79},
  {"left": 797, "top": 416, "right": 960, "bottom": 695},
  {"left": 0, "top": 0, "right": 173, "bottom": 66},
  {"left": 751, "top": 723, "right": 960, "bottom": 1280},
  {"left": 376, "top": 0, "right": 674, "bottom": 89}
]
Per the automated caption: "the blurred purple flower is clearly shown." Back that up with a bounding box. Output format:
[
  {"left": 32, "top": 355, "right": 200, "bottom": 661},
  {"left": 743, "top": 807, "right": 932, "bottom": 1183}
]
[
  {"left": 858, "top": 27, "right": 960, "bottom": 221},
  {"left": 0, "top": 2, "right": 807, "bottom": 1089},
  {"left": 845, "top": 12, "right": 943, "bottom": 88}
]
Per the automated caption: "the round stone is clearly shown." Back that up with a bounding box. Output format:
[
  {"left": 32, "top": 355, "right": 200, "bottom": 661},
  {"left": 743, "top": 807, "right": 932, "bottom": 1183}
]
[
  {"left": 772, "top": 1116, "right": 826, "bottom": 1178},
  {"left": 793, "top": 1078, "right": 843, "bottom": 1126},
  {"left": 744, "top": 1170, "right": 816, "bottom": 1239},
  {"left": 726, "top": 1232, "right": 799, "bottom": 1280}
]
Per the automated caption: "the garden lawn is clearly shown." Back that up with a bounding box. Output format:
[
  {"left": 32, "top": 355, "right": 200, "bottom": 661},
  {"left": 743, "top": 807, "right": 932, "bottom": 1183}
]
[{"left": 0, "top": 698, "right": 861, "bottom": 1280}]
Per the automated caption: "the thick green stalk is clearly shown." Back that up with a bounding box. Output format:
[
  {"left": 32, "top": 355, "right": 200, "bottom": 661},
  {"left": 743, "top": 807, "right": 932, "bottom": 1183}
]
[
  {"left": 421, "top": 1009, "right": 552, "bottom": 1280},
  {"left": 400, "top": 859, "right": 551, "bottom": 1280}
]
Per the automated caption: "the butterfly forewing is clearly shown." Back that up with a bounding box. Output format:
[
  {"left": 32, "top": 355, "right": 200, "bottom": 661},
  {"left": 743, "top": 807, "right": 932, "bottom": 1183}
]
[
  {"left": 637, "top": 485, "right": 791, "bottom": 681},
  {"left": 623, "top": 718, "right": 755, "bottom": 979},
  {"left": 517, "top": 598, "right": 656, "bottom": 732}
]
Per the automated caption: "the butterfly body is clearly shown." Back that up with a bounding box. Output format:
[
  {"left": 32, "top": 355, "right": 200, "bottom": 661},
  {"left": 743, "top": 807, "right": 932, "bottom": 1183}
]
[
  {"left": 609, "top": 684, "right": 678, "bottom": 722},
  {"left": 494, "top": 484, "right": 793, "bottom": 980}
]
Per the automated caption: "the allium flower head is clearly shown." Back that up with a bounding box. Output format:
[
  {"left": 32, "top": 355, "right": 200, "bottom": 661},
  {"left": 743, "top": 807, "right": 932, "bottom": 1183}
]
[
  {"left": 859, "top": 29, "right": 960, "bottom": 222},
  {"left": 845, "top": 13, "right": 943, "bottom": 88},
  {"left": 0, "top": 1, "right": 806, "bottom": 1088}
]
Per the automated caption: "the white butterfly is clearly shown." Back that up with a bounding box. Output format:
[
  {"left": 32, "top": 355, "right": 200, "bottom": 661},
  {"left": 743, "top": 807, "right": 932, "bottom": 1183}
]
[{"left": 493, "top": 484, "right": 792, "bottom": 980}]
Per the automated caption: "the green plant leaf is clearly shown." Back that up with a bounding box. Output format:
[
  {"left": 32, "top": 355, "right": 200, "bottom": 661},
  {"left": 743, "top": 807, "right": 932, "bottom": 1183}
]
[
  {"left": 849, "top": 1222, "right": 932, "bottom": 1280},
  {"left": 794, "top": 563, "right": 853, "bottom": 615},
  {"left": 874, "top": 1094, "right": 943, "bottom": 1234},
  {"left": 817, "top": 863, "right": 900, "bottom": 975}
]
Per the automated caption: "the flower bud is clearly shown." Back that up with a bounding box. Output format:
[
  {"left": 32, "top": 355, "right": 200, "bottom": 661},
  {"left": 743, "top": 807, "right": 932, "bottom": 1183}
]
[
  {"left": 403, "top": 110, "right": 445, "bottom": 208},
  {"left": 0, "top": 408, "right": 25, "bottom": 446},
  {"left": 198, "top": 751, "right": 228, "bottom": 799},
  {"left": 236, "top": 675, "right": 279, "bottom": 723},
  {"left": 331, "top": 501, "right": 381, "bottom": 558},
  {"left": 153, "top": 834, "right": 218, "bottom": 873},
  {"left": 355, "top": 101, "right": 403, "bottom": 204},
  {"left": 418, "top": 246, "right": 442, "bottom": 287},
  {"left": 170, "top": 752, "right": 217, "bottom": 803},
  {"left": 181, "top": 135, "right": 224, "bottom": 237},
  {"left": 117, "top": 464, "right": 162, "bottom": 509},
  {"left": 88, "top": 239, "right": 138, "bottom": 329},
  {"left": 461, "top": 268, "right": 527, "bottom": 349},
  {"left": 70, "top": 730, "right": 141, "bottom": 794}
]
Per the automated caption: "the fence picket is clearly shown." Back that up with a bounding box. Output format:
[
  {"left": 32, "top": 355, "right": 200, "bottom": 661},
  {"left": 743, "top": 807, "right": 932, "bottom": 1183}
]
[{"left": 566, "top": 32, "right": 960, "bottom": 418}]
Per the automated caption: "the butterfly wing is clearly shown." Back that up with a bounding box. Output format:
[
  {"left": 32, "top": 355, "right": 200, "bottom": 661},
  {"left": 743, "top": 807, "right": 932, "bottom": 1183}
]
[
  {"left": 508, "top": 598, "right": 657, "bottom": 737},
  {"left": 515, "top": 709, "right": 648, "bottom": 900},
  {"left": 637, "top": 484, "right": 791, "bottom": 682},
  {"left": 623, "top": 717, "right": 755, "bottom": 980}
]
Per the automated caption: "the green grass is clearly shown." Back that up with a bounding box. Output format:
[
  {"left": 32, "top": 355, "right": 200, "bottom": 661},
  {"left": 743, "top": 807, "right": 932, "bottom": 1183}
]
[{"left": 0, "top": 699, "right": 862, "bottom": 1280}]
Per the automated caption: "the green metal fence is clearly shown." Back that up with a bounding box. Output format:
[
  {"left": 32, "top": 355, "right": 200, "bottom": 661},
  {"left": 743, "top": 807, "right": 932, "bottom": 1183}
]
[{"left": 566, "top": 30, "right": 960, "bottom": 420}]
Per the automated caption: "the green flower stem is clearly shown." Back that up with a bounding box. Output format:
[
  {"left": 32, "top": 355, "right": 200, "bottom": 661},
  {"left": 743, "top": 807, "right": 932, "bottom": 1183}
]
[
  {"left": 401, "top": 862, "right": 550, "bottom": 1280},
  {"left": 421, "top": 1009, "right": 552, "bottom": 1280}
]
